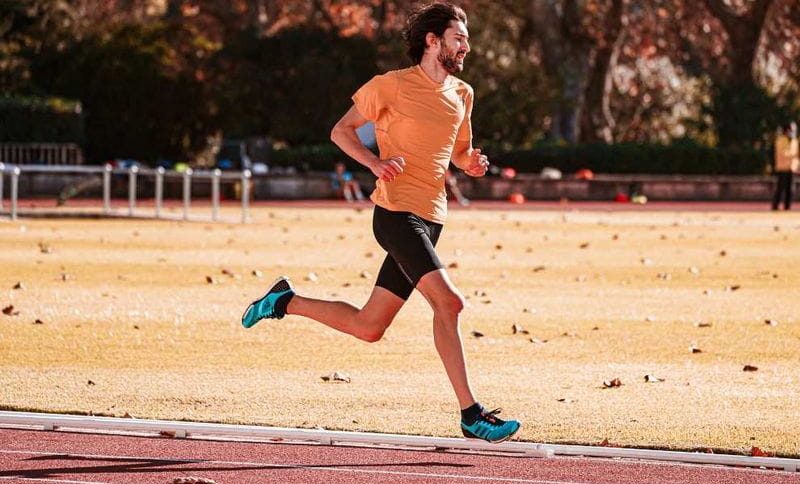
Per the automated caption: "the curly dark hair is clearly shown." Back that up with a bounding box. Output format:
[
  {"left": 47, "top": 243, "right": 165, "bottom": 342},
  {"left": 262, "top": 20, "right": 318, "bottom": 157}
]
[{"left": 403, "top": 2, "right": 467, "bottom": 65}]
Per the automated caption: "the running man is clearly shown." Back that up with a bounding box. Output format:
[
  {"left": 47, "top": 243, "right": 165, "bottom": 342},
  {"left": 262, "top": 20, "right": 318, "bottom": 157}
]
[{"left": 241, "top": 2, "right": 521, "bottom": 443}]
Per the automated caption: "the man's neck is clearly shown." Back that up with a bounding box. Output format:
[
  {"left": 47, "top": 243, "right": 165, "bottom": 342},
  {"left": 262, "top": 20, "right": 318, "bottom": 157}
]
[{"left": 418, "top": 56, "right": 449, "bottom": 84}]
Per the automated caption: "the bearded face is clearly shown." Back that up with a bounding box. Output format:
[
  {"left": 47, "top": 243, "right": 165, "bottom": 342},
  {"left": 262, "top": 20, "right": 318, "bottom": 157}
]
[{"left": 437, "top": 38, "right": 467, "bottom": 74}]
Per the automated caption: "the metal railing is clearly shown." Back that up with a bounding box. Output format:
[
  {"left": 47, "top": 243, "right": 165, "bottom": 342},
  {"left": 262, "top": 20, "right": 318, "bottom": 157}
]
[
  {"left": 0, "top": 163, "right": 251, "bottom": 223},
  {"left": 0, "top": 143, "right": 84, "bottom": 165}
]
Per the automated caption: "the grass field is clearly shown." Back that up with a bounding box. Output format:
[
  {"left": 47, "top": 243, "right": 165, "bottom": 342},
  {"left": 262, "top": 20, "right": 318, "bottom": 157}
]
[{"left": 1, "top": 204, "right": 799, "bottom": 457}]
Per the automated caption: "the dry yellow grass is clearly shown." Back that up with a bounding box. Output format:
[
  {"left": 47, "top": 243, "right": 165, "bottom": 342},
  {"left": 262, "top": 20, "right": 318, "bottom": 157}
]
[{"left": 1, "top": 205, "right": 799, "bottom": 457}]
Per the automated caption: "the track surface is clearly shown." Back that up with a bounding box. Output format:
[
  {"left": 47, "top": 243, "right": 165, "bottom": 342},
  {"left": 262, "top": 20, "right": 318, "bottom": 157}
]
[{"left": 0, "top": 429, "right": 796, "bottom": 484}]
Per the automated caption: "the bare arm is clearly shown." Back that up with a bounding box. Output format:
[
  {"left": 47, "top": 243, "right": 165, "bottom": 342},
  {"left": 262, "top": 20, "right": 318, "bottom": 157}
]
[{"left": 330, "top": 105, "right": 405, "bottom": 182}]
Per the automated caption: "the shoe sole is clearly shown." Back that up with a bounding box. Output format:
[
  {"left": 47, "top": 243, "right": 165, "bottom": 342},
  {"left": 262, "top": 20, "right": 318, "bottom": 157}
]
[{"left": 241, "top": 276, "right": 293, "bottom": 328}]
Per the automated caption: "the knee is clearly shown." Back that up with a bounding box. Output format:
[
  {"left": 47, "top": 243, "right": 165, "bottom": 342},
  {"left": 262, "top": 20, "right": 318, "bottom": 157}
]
[{"left": 433, "top": 292, "right": 465, "bottom": 318}]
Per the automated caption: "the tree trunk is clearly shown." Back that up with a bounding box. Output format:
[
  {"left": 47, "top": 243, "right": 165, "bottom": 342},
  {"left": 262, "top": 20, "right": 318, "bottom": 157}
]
[
  {"left": 579, "top": 0, "right": 624, "bottom": 143},
  {"left": 528, "top": 0, "right": 593, "bottom": 143}
]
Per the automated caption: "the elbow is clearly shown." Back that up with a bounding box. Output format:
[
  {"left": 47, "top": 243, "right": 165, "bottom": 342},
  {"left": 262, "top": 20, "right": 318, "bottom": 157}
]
[{"left": 330, "top": 124, "right": 340, "bottom": 145}]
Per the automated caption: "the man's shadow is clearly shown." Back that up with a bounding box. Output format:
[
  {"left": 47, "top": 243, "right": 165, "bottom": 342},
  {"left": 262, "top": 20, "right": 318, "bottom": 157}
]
[{"left": 2, "top": 453, "right": 474, "bottom": 479}]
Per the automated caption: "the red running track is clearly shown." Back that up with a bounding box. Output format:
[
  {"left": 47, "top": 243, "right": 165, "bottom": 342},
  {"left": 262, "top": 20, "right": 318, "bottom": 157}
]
[{"left": 0, "top": 429, "right": 796, "bottom": 484}]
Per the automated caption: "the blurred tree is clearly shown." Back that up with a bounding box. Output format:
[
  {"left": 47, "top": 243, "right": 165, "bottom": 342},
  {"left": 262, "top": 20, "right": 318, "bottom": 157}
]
[
  {"left": 511, "top": 0, "right": 628, "bottom": 144},
  {"left": 0, "top": 0, "right": 79, "bottom": 92},
  {"left": 30, "top": 22, "right": 218, "bottom": 163},
  {"left": 213, "top": 26, "right": 378, "bottom": 145}
]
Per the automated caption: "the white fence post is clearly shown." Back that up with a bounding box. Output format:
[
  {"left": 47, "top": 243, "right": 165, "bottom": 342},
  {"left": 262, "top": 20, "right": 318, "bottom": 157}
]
[
  {"left": 128, "top": 165, "right": 139, "bottom": 216},
  {"left": 103, "top": 164, "right": 112, "bottom": 214},
  {"left": 11, "top": 167, "right": 20, "bottom": 221},
  {"left": 212, "top": 169, "right": 221, "bottom": 222},
  {"left": 183, "top": 168, "right": 193, "bottom": 221},
  {"left": 155, "top": 167, "right": 164, "bottom": 219},
  {"left": 241, "top": 169, "right": 251, "bottom": 224},
  {"left": 0, "top": 162, "right": 5, "bottom": 212}
]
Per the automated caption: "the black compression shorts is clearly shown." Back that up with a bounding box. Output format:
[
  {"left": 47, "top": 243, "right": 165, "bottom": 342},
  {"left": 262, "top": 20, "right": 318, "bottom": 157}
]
[{"left": 372, "top": 204, "right": 444, "bottom": 300}]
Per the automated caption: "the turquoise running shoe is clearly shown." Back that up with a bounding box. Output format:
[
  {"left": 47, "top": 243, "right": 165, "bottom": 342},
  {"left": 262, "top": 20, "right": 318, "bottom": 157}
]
[
  {"left": 461, "top": 408, "right": 521, "bottom": 443},
  {"left": 241, "top": 276, "right": 295, "bottom": 328}
]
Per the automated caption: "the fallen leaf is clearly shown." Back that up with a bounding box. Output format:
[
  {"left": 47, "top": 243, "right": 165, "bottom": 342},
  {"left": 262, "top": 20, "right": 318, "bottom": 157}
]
[
  {"left": 645, "top": 316, "right": 656, "bottom": 322},
  {"left": 172, "top": 478, "right": 218, "bottom": 484},
  {"left": 360, "top": 270, "right": 371, "bottom": 279},
  {"left": 695, "top": 322, "right": 712, "bottom": 328},
  {"left": 764, "top": 319, "right": 778, "bottom": 327},
  {"left": 512, "top": 324, "right": 529, "bottom": 335},
  {"left": 159, "top": 430, "right": 176, "bottom": 438},
  {"left": 38, "top": 242, "right": 53, "bottom": 254},
  {"left": 751, "top": 446, "right": 772, "bottom": 457},
  {"left": 448, "top": 261, "right": 459, "bottom": 269},
  {"left": 205, "top": 275, "right": 217, "bottom": 284},
  {"left": 644, "top": 374, "right": 664, "bottom": 383},
  {"left": 12, "top": 282, "right": 23, "bottom": 290},
  {"left": 251, "top": 269, "right": 263, "bottom": 278},
  {"left": 61, "top": 273, "right": 70, "bottom": 281},
  {"left": 221, "top": 268, "right": 236, "bottom": 278},
  {"left": 529, "top": 338, "right": 548, "bottom": 344},
  {"left": 690, "top": 344, "right": 702, "bottom": 354},
  {"left": 599, "top": 438, "right": 610, "bottom": 446},
  {"left": 602, "top": 378, "right": 622, "bottom": 388},
  {"left": 321, "top": 371, "right": 351, "bottom": 383},
  {"left": 533, "top": 265, "right": 546, "bottom": 272},
  {"left": 557, "top": 398, "right": 575, "bottom": 403},
  {"left": 640, "top": 257, "right": 653, "bottom": 266},
  {"left": 743, "top": 365, "right": 759, "bottom": 372},
  {"left": 494, "top": 244, "right": 503, "bottom": 250},
  {"left": 87, "top": 380, "right": 96, "bottom": 386},
  {"left": 561, "top": 331, "right": 577, "bottom": 337},
  {"left": 579, "top": 242, "right": 590, "bottom": 249},
  {"left": 657, "top": 272, "right": 672, "bottom": 280},
  {"left": 122, "top": 412, "right": 133, "bottom": 418},
  {"left": 719, "top": 250, "right": 727, "bottom": 257},
  {"left": 470, "top": 330, "right": 485, "bottom": 338},
  {"left": 305, "top": 272, "right": 319, "bottom": 282},
  {"left": 365, "top": 251, "right": 374, "bottom": 258},
  {"left": 612, "top": 234, "right": 619, "bottom": 240},
  {"left": 2, "top": 305, "right": 19, "bottom": 316},
  {"left": 689, "top": 266, "right": 700, "bottom": 275},
  {"left": 592, "top": 326, "right": 600, "bottom": 331},
  {"left": 522, "top": 307, "right": 537, "bottom": 313},
  {"left": 725, "top": 285, "right": 741, "bottom": 292},
  {"left": 33, "top": 319, "right": 44, "bottom": 325}
]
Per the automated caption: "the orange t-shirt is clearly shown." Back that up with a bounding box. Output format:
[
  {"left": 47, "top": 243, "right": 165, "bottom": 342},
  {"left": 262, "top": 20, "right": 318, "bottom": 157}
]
[{"left": 352, "top": 65, "right": 473, "bottom": 224}]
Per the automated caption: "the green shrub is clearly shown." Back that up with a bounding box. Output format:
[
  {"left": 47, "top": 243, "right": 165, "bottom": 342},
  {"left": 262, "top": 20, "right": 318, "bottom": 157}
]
[
  {"left": 0, "top": 95, "right": 84, "bottom": 142},
  {"left": 268, "top": 141, "right": 768, "bottom": 175}
]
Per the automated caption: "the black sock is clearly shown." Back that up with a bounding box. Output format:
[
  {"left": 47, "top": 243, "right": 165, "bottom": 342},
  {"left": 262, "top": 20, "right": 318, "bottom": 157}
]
[
  {"left": 460, "top": 402, "right": 484, "bottom": 424},
  {"left": 274, "top": 291, "right": 294, "bottom": 318}
]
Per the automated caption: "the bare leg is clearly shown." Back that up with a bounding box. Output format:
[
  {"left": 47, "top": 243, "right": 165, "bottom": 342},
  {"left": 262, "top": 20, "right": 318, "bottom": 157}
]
[
  {"left": 416, "top": 269, "right": 477, "bottom": 409},
  {"left": 286, "top": 285, "right": 404, "bottom": 342}
]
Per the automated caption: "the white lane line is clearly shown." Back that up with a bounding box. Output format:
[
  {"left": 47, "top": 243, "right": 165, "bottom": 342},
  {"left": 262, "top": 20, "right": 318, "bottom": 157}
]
[
  {"left": 0, "top": 449, "right": 588, "bottom": 484},
  {"left": 0, "top": 477, "right": 108, "bottom": 484}
]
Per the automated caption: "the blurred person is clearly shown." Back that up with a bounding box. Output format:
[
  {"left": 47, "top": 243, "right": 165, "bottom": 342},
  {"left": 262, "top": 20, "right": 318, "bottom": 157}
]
[
  {"left": 241, "top": 2, "right": 520, "bottom": 443},
  {"left": 331, "top": 161, "right": 365, "bottom": 202},
  {"left": 772, "top": 122, "right": 799, "bottom": 211},
  {"left": 446, "top": 168, "right": 470, "bottom": 206}
]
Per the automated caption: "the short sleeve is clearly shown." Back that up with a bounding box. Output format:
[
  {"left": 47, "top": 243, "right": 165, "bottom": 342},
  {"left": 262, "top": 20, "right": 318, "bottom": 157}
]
[
  {"left": 351, "top": 73, "right": 398, "bottom": 122},
  {"left": 456, "top": 86, "right": 474, "bottom": 142}
]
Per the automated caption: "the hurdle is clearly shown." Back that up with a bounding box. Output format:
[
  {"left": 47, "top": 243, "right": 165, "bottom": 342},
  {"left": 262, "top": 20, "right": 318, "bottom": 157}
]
[{"left": 0, "top": 164, "right": 251, "bottom": 223}]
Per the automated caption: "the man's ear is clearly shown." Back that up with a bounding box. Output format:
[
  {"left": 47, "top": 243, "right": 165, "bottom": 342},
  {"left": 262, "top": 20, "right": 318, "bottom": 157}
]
[{"left": 425, "top": 32, "right": 440, "bottom": 50}]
